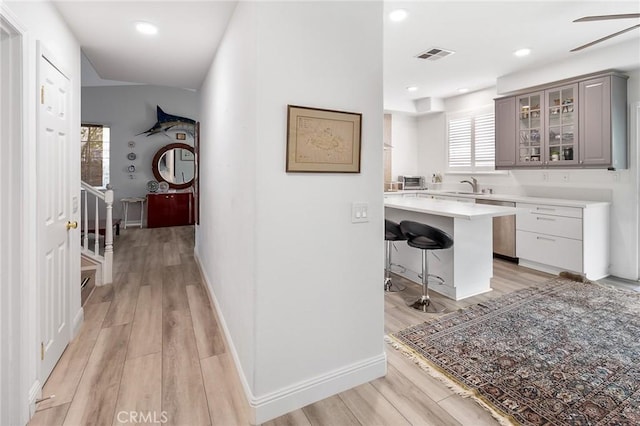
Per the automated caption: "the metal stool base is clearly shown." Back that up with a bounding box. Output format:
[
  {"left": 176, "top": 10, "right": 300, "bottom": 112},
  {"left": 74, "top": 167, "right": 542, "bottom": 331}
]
[
  {"left": 408, "top": 295, "right": 445, "bottom": 313},
  {"left": 384, "top": 277, "right": 406, "bottom": 292},
  {"left": 384, "top": 240, "right": 406, "bottom": 292},
  {"left": 410, "top": 249, "right": 446, "bottom": 313}
]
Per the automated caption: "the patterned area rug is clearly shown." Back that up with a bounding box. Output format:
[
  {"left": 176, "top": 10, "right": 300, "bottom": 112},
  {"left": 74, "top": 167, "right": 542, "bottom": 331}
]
[{"left": 389, "top": 276, "right": 640, "bottom": 425}]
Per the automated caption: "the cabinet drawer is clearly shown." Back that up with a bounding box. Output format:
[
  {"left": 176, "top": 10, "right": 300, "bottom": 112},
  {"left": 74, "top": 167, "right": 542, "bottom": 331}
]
[
  {"left": 516, "top": 230, "right": 583, "bottom": 272},
  {"left": 517, "top": 203, "right": 582, "bottom": 219},
  {"left": 516, "top": 212, "right": 582, "bottom": 240}
]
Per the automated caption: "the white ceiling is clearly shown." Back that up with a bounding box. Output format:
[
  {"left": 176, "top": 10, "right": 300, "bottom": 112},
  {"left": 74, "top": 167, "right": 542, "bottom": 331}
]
[
  {"left": 54, "top": 1, "right": 237, "bottom": 90},
  {"left": 384, "top": 1, "right": 640, "bottom": 112},
  {"left": 54, "top": 1, "right": 640, "bottom": 107}
]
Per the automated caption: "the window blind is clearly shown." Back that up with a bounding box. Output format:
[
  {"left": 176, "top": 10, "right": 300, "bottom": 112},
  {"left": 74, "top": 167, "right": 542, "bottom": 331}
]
[{"left": 447, "top": 107, "right": 495, "bottom": 171}]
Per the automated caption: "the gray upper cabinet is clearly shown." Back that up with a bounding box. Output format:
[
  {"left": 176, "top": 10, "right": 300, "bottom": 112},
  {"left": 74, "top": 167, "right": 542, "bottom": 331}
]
[
  {"left": 495, "top": 71, "right": 627, "bottom": 170},
  {"left": 494, "top": 97, "right": 516, "bottom": 167},
  {"left": 579, "top": 75, "right": 627, "bottom": 169}
]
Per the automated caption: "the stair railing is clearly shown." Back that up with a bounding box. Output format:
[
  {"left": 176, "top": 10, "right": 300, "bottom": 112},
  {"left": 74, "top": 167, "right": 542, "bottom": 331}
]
[{"left": 80, "top": 181, "right": 114, "bottom": 284}]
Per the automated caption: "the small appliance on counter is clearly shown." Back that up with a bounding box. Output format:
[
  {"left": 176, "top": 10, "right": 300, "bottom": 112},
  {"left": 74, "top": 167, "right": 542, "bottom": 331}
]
[{"left": 398, "top": 175, "right": 425, "bottom": 190}]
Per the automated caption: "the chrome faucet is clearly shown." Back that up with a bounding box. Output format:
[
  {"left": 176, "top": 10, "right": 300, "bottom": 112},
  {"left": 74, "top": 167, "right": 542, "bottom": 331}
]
[{"left": 460, "top": 177, "right": 479, "bottom": 193}]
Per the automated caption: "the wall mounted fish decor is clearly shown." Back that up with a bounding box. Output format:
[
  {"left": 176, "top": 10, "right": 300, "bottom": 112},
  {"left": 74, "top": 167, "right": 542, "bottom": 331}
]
[{"left": 137, "top": 105, "right": 196, "bottom": 137}]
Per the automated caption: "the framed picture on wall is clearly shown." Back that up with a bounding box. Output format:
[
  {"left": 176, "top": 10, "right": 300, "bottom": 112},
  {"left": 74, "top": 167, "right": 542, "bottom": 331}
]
[{"left": 286, "top": 105, "right": 362, "bottom": 173}]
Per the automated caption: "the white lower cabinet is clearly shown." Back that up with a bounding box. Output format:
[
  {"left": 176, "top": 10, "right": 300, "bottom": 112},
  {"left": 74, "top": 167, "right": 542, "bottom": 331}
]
[
  {"left": 516, "top": 230, "right": 583, "bottom": 272},
  {"left": 516, "top": 202, "right": 609, "bottom": 280}
]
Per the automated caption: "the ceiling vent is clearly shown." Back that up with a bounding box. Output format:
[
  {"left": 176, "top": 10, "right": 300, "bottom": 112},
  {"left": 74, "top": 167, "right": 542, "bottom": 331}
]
[{"left": 416, "top": 48, "right": 455, "bottom": 61}]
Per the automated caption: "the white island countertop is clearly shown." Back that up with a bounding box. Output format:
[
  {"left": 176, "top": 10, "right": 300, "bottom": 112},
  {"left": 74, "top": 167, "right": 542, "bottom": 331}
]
[
  {"left": 385, "top": 190, "right": 610, "bottom": 209},
  {"left": 384, "top": 196, "right": 519, "bottom": 220}
]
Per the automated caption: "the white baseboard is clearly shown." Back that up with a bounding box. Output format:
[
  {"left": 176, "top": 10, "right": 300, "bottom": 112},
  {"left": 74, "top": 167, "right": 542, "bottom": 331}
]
[
  {"left": 193, "top": 252, "right": 253, "bottom": 416},
  {"left": 27, "top": 380, "right": 41, "bottom": 418},
  {"left": 251, "top": 353, "right": 386, "bottom": 424},
  {"left": 193, "top": 251, "right": 387, "bottom": 425},
  {"left": 72, "top": 307, "right": 84, "bottom": 340}
]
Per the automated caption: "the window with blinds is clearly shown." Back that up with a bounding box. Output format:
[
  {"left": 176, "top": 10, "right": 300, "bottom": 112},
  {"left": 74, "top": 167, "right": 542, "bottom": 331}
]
[
  {"left": 81, "top": 124, "right": 110, "bottom": 187},
  {"left": 447, "top": 107, "right": 495, "bottom": 171}
]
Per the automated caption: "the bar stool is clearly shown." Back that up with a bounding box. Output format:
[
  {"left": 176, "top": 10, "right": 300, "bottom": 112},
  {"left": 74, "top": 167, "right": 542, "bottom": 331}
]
[
  {"left": 399, "top": 220, "right": 453, "bottom": 313},
  {"left": 384, "top": 220, "right": 406, "bottom": 292}
]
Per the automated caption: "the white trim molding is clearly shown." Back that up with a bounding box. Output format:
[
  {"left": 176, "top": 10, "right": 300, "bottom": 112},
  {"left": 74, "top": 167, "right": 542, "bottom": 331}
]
[
  {"left": 632, "top": 102, "right": 640, "bottom": 279},
  {"left": 0, "top": 4, "right": 32, "bottom": 425},
  {"left": 193, "top": 251, "right": 387, "bottom": 425},
  {"left": 249, "top": 353, "right": 386, "bottom": 424}
]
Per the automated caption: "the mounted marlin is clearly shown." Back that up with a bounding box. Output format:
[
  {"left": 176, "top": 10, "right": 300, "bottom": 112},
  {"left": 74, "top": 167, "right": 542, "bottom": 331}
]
[{"left": 137, "top": 105, "right": 196, "bottom": 136}]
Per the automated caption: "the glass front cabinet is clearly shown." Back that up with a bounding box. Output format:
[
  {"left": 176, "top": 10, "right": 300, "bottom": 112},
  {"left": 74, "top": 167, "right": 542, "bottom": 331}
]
[
  {"left": 515, "top": 84, "right": 578, "bottom": 166},
  {"left": 545, "top": 84, "right": 578, "bottom": 166},
  {"left": 495, "top": 72, "right": 628, "bottom": 170},
  {"left": 516, "top": 92, "right": 543, "bottom": 165}
]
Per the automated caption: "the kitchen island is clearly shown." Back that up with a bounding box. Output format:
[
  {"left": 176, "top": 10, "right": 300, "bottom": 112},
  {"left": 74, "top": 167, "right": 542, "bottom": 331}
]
[{"left": 385, "top": 196, "right": 519, "bottom": 300}]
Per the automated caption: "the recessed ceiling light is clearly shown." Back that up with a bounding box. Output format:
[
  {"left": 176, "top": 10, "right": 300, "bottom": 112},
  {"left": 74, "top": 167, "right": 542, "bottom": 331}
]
[
  {"left": 389, "top": 9, "right": 408, "bottom": 22},
  {"left": 135, "top": 21, "right": 158, "bottom": 35},
  {"left": 514, "top": 48, "right": 531, "bottom": 57},
  {"left": 458, "top": 88, "right": 469, "bottom": 93},
  {"left": 406, "top": 86, "right": 418, "bottom": 92}
]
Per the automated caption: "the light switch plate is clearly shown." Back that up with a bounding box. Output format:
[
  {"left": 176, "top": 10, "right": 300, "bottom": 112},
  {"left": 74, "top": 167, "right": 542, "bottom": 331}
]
[{"left": 351, "top": 202, "right": 369, "bottom": 223}]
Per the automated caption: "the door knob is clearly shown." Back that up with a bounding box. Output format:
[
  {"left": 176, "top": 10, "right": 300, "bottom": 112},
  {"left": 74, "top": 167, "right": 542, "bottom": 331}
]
[{"left": 66, "top": 221, "right": 78, "bottom": 230}]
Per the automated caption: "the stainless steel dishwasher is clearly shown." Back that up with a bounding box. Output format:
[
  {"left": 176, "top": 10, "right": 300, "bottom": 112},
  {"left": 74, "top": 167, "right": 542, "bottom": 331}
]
[{"left": 476, "top": 199, "right": 517, "bottom": 260}]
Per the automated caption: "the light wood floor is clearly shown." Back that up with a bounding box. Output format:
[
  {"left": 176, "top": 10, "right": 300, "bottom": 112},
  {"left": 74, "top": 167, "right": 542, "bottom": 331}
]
[{"left": 30, "top": 226, "right": 554, "bottom": 426}]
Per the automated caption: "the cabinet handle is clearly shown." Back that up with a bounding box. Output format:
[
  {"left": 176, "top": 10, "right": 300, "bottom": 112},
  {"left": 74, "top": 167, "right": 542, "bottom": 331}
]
[
  {"left": 536, "top": 216, "right": 555, "bottom": 221},
  {"left": 536, "top": 236, "right": 556, "bottom": 242},
  {"left": 535, "top": 207, "right": 556, "bottom": 211}
]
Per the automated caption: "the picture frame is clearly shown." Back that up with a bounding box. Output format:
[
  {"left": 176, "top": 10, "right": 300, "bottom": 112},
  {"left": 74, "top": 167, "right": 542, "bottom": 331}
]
[
  {"left": 286, "top": 105, "right": 362, "bottom": 173},
  {"left": 181, "top": 149, "right": 194, "bottom": 161},
  {"left": 176, "top": 132, "right": 186, "bottom": 140}
]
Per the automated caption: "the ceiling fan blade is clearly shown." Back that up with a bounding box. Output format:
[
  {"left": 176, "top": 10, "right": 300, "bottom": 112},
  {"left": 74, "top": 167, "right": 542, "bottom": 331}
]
[
  {"left": 574, "top": 13, "right": 640, "bottom": 22},
  {"left": 571, "top": 24, "right": 640, "bottom": 52}
]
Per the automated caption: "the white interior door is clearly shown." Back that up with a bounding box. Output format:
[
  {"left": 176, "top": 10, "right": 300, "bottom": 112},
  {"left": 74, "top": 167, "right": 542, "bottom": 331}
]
[{"left": 38, "top": 50, "right": 72, "bottom": 381}]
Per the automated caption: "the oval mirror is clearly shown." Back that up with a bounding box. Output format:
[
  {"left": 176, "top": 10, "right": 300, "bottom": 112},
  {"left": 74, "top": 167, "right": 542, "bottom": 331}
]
[{"left": 151, "top": 143, "right": 195, "bottom": 189}]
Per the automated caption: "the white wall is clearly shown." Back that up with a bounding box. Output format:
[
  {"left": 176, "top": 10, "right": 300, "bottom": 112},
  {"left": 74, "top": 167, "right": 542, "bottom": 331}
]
[
  {"left": 197, "top": 1, "right": 384, "bottom": 423},
  {"left": 413, "top": 67, "right": 640, "bottom": 280},
  {"left": 197, "top": 1, "right": 258, "bottom": 418},
  {"left": 82, "top": 85, "right": 198, "bottom": 223},
  {"left": 3, "top": 0, "right": 81, "bottom": 422},
  {"left": 389, "top": 113, "right": 418, "bottom": 178}
]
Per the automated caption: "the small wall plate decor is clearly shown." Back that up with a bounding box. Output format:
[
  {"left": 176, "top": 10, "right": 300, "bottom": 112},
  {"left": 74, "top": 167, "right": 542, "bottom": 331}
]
[
  {"left": 127, "top": 165, "right": 136, "bottom": 172},
  {"left": 127, "top": 152, "right": 137, "bottom": 160},
  {"left": 147, "top": 180, "right": 159, "bottom": 193},
  {"left": 158, "top": 181, "right": 169, "bottom": 193}
]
